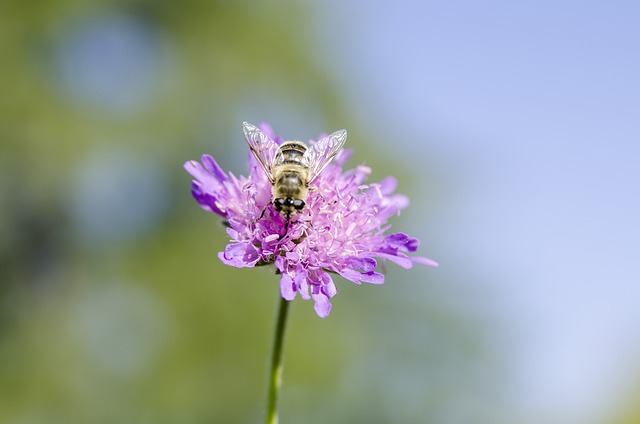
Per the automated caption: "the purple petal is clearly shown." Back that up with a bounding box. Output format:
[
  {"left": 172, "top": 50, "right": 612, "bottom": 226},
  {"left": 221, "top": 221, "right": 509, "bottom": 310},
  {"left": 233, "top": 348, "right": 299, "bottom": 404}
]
[
  {"left": 385, "top": 232, "right": 420, "bottom": 252},
  {"left": 217, "top": 242, "right": 260, "bottom": 267},
  {"left": 358, "top": 271, "right": 385, "bottom": 285},
  {"left": 292, "top": 266, "right": 310, "bottom": 298},
  {"left": 337, "top": 268, "right": 364, "bottom": 285},
  {"left": 377, "top": 176, "right": 398, "bottom": 195},
  {"left": 334, "top": 148, "right": 353, "bottom": 166},
  {"left": 280, "top": 274, "right": 296, "bottom": 300},
  {"left": 184, "top": 160, "right": 208, "bottom": 182},
  {"left": 319, "top": 271, "right": 337, "bottom": 297},
  {"left": 345, "top": 257, "right": 377, "bottom": 273},
  {"left": 190, "top": 185, "right": 225, "bottom": 216},
  {"left": 387, "top": 193, "right": 409, "bottom": 210},
  {"left": 200, "top": 154, "right": 228, "bottom": 181},
  {"left": 338, "top": 268, "right": 385, "bottom": 284},
  {"left": 312, "top": 292, "right": 332, "bottom": 318},
  {"left": 370, "top": 252, "right": 415, "bottom": 269},
  {"left": 286, "top": 251, "right": 300, "bottom": 262},
  {"left": 274, "top": 255, "right": 285, "bottom": 271},
  {"left": 413, "top": 256, "right": 439, "bottom": 267},
  {"left": 295, "top": 271, "right": 311, "bottom": 300}
]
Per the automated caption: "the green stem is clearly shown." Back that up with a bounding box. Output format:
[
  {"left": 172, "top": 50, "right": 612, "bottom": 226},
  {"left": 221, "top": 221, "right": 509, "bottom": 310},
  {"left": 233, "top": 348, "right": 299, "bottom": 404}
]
[{"left": 265, "top": 296, "right": 290, "bottom": 424}]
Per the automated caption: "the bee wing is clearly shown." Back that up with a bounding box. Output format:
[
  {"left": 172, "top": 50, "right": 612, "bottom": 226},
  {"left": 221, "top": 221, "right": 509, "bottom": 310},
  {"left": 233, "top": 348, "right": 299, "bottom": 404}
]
[
  {"left": 304, "top": 129, "right": 347, "bottom": 184},
  {"left": 242, "top": 121, "right": 277, "bottom": 183}
]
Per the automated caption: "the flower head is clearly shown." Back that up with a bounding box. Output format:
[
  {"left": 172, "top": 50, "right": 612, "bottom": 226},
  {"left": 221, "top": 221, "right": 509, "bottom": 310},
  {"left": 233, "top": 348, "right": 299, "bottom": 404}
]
[{"left": 185, "top": 123, "right": 437, "bottom": 318}]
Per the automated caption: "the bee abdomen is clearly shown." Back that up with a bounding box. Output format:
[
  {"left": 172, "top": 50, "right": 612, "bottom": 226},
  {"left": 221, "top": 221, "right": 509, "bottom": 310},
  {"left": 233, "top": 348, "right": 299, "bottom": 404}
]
[{"left": 276, "top": 142, "right": 307, "bottom": 165}]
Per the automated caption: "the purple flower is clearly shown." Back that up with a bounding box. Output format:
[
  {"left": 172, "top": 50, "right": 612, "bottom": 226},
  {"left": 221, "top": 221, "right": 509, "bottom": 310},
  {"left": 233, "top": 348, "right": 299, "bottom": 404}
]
[{"left": 185, "top": 123, "right": 437, "bottom": 318}]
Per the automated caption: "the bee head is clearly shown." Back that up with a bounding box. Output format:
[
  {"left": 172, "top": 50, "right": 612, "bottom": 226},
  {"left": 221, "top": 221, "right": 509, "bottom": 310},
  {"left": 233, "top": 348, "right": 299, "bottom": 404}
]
[{"left": 274, "top": 197, "right": 305, "bottom": 217}]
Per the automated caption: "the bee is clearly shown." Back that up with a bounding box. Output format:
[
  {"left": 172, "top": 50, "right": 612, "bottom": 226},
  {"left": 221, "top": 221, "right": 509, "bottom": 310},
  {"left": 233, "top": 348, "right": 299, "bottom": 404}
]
[{"left": 242, "top": 121, "right": 347, "bottom": 221}]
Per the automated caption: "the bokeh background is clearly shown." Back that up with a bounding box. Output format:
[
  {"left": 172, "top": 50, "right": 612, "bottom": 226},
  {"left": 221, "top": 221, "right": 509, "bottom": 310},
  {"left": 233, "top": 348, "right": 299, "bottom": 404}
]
[{"left": 1, "top": 1, "right": 639, "bottom": 423}]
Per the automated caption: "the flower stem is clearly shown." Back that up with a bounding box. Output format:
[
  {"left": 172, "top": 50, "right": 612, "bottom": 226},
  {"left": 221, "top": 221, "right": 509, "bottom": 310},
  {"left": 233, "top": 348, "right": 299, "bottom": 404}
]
[{"left": 266, "top": 296, "right": 290, "bottom": 424}]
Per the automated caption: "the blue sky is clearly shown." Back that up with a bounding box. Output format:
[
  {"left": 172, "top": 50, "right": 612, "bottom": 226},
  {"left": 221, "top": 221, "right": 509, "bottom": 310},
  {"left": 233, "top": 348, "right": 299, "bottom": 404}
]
[{"left": 314, "top": 1, "right": 640, "bottom": 422}]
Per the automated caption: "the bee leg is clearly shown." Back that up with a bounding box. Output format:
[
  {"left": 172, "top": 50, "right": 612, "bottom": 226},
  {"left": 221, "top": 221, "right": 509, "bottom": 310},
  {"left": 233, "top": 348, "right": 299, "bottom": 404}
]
[
  {"left": 258, "top": 204, "right": 269, "bottom": 220},
  {"left": 250, "top": 203, "right": 270, "bottom": 229}
]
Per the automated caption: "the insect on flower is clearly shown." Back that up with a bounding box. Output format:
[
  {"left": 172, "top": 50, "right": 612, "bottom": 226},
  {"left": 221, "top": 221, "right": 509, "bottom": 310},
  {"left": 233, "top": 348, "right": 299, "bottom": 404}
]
[
  {"left": 242, "top": 121, "right": 347, "bottom": 221},
  {"left": 185, "top": 122, "right": 437, "bottom": 318}
]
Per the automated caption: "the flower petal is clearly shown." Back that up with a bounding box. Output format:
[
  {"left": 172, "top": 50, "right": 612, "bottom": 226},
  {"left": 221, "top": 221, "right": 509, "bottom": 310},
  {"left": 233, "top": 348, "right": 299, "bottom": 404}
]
[
  {"left": 358, "top": 271, "right": 384, "bottom": 284},
  {"left": 345, "top": 257, "right": 377, "bottom": 273},
  {"left": 370, "top": 252, "right": 415, "bottom": 269},
  {"left": 280, "top": 273, "right": 297, "bottom": 301},
  {"left": 338, "top": 268, "right": 385, "bottom": 284},
  {"left": 377, "top": 176, "right": 398, "bottom": 195},
  {"left": 337, "top": 268, "right": 364, "bottom": 284},
  {"left": 190, "top": 182, "right": 226, "bottom": 216},
  {"left": 334, "top": 148, "right": 353, "bottom": 165},
  {"left": 412, "top": 256, "right": 439, "bottom": 267},
  {"left": 200, "top": 154, "right": 228, "bottom": 181},
  {"left": 217, "top": 242, "right": 260, "bottom": 268},
  {"left": 384, "top": 232, "right": 420, "bottom": 252},
  {"left": 312, "top": 292, "right": 332, "bottom": 318},
  {"left": 316, "top": 271, "right": 337, "bottom": 297},
  {"left": 293, "top": 269, "right": 311, "bottom": 300}
]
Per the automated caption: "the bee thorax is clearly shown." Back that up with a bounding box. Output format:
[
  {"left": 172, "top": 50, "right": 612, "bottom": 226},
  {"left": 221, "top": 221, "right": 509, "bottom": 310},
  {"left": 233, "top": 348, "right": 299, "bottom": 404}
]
[{"left": 275, "top": 172, "right": 305, "bottom": 195}]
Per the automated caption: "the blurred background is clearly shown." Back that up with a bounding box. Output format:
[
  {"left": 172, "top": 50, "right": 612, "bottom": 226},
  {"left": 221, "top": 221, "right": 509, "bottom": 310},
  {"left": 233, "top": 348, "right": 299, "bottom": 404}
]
[{"left": 1, "top": 0, "right": 639, "bottom": 423}]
